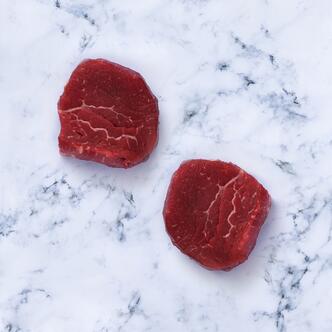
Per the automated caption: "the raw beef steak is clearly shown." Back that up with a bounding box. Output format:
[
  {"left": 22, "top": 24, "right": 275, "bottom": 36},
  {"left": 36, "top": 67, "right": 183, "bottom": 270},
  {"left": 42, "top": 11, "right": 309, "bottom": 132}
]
[
  {"left": 58, "top": 59, "right": 159, "bottom": 168},
  {"left": 163, "top": 159, "right": 271, "bottom": 270}
]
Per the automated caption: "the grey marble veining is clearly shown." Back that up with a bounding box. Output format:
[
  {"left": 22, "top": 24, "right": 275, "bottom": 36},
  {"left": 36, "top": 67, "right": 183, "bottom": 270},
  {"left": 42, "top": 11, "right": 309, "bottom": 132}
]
[{"left": 1, "top": 1, "right": 332, "bottom": 331}]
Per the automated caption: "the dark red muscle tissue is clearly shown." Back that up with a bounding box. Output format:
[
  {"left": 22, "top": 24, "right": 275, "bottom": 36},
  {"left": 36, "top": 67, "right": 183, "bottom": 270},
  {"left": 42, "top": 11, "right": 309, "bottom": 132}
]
[
  {"left": 163, "top": 160, "right": 271, "bottom": 270},
  {"left": 58, "top": 59, "right": 159, "bottom": 168}
]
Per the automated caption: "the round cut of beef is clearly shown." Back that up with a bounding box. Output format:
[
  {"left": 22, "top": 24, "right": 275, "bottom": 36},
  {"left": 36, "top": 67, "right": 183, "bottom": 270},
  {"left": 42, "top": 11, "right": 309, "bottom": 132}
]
[
  {"left": 163, "top": 159, "right": 271, "bottom": 270},
  {"left": 57, "top": 59, "right": 159, "bottom": 168}
]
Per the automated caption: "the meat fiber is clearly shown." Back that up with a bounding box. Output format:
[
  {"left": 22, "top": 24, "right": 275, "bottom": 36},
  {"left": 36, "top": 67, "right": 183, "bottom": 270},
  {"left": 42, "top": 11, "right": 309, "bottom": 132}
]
[
  {"left": 58, "top": 59, "right": 159, "bottom": 168},
  {"left": 163, "top": 159, "right": 271, "bottom": 271}
]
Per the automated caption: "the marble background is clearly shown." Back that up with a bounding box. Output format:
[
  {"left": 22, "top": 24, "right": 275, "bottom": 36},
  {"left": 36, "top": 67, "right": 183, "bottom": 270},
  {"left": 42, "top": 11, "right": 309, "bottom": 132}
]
[{"left": 1, "top": 0, "right": 332, "bottom": 331}]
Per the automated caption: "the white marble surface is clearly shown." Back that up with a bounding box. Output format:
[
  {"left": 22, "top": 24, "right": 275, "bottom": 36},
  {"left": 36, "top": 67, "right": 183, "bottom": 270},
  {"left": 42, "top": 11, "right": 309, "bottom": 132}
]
[{"left": 1, "top": 1, "right": 332, "bottom": 331}]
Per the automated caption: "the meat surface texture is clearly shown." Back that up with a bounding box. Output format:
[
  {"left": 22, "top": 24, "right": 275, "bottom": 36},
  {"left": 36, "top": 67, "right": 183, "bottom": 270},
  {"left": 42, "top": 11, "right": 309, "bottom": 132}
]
[
  {"left": 58, "top": 59, "right": 159, "bottom": 168},
  {"left": 163, "top": 159, "right": 271, "bottom": 271}
]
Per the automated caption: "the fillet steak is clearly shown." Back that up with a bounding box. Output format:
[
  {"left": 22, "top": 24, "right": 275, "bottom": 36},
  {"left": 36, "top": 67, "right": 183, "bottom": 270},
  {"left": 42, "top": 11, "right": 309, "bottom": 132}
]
[
  {"left": 58, "top": 59, "right": 159, "bottom": 168},
  {"left": 163, "top": 159, "right": 271, "bottom": 270}
]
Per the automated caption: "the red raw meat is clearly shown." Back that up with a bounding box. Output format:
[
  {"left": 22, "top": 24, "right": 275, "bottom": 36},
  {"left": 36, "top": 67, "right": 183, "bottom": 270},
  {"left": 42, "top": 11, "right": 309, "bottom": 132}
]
[
  {"left": 57, "top": 59, "right": 159, "bottom": 168},
  {"left": 163, "top": 159, "right": 271, "bottom": 271}
]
